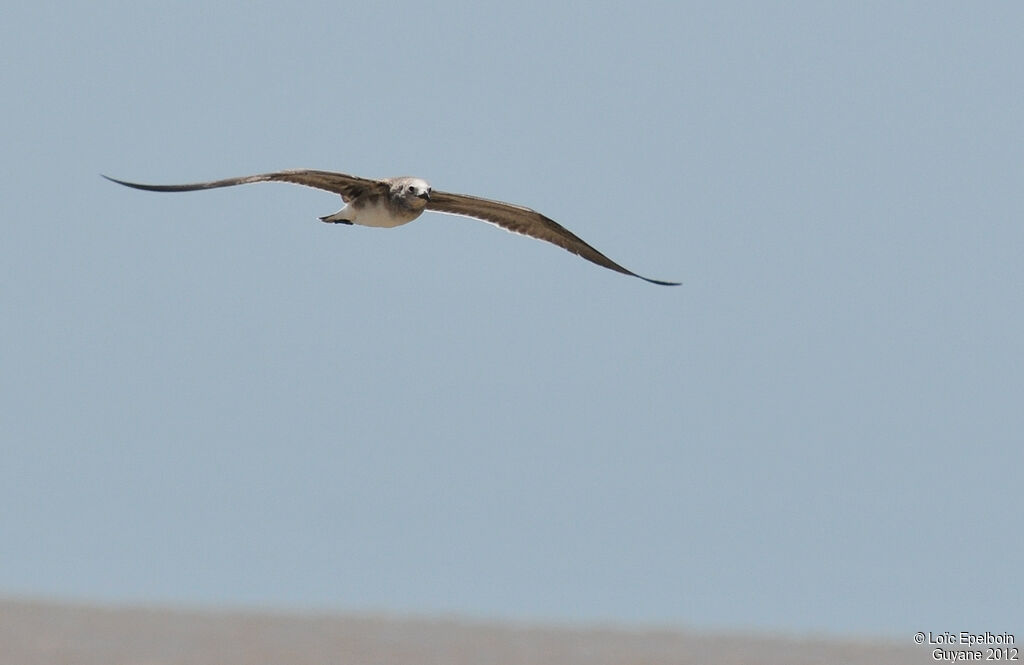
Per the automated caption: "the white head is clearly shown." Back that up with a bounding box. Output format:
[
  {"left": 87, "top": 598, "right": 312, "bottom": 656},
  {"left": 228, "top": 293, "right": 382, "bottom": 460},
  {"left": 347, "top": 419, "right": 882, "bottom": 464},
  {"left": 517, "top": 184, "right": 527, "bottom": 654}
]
[{"left": 390, "top": 177, "right": 432, "bottom": 210}]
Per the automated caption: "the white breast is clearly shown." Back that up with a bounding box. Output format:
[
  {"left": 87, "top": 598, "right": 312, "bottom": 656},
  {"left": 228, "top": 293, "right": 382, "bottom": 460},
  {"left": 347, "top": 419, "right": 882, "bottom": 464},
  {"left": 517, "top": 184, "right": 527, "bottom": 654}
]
[{"left": 351, "top": 198, "right": 421, "bottom": 228}]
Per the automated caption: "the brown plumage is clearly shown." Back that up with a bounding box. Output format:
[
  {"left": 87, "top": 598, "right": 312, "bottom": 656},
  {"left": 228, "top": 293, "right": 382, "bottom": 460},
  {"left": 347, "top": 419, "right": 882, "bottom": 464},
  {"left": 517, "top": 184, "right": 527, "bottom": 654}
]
[{"left": 104, "top": 169, "right": 679, "bottom": 285}]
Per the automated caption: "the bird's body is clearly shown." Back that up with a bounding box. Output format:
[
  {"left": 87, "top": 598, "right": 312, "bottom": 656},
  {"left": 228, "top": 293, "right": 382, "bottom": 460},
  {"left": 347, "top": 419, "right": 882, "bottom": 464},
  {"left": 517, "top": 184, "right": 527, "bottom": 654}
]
[
  {"left": 318, "top": 176, "right": 432, "bottom": 227},
  {"left": 103, "top": 169, "right": 679, "bottom": 285},
  {"left": 337, "top": 197, "right": 417, "bottom": 228}
]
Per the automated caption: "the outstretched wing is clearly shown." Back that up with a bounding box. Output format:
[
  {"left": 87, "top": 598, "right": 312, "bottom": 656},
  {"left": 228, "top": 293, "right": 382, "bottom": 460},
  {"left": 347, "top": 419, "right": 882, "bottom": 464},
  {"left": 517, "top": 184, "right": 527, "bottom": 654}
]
[
  {"left": 102, "top": 169, "right": 387, "bottom": 202},
  {"left": 427, "top": 190, "right": 679, "bottom": 286}
]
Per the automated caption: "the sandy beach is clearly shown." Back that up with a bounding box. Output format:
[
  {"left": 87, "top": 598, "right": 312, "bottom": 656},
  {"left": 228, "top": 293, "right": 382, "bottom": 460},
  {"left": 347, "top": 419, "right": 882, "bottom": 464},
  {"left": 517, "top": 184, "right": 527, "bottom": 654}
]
[{"left": 0, "top": 598, "right": 920, "bottom": 665}]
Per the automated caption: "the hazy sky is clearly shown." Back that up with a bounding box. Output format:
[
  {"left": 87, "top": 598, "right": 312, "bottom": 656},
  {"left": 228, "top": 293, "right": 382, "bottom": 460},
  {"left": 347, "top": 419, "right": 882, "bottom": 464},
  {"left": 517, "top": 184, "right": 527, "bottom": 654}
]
[{"left": 2, "top": 2, "right": 1022, "bottom": 637}]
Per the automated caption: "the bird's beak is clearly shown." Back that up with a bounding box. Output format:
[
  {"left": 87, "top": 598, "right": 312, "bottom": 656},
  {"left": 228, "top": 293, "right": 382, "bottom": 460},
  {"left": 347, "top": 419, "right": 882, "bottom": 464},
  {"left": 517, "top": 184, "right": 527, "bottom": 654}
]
[{"left": 418, "top": 190, "right": 431, "bottom": 201}]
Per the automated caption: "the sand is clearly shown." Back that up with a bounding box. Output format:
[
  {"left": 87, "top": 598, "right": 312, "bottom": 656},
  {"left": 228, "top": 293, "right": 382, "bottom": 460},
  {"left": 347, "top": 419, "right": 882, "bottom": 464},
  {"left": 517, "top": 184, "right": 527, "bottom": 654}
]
[{"left": 0, "top": 598, "right": 920, "bottom": 664}]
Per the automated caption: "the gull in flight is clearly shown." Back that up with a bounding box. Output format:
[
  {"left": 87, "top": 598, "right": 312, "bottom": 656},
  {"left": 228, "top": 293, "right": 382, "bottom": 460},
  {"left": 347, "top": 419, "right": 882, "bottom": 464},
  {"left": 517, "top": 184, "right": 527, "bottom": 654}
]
[{"left": 103, "top": 169, "right": 679, "bottom": 285}]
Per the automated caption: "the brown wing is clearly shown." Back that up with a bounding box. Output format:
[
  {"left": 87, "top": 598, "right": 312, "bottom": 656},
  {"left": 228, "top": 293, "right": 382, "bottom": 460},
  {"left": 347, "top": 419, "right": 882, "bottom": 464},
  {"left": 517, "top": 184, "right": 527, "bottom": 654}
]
[
  {"left": 427, "top": 190, "right": 679, "bottom": 286},
  {"left": 102, "top": 169, "right": 387, "bottom": 202}
]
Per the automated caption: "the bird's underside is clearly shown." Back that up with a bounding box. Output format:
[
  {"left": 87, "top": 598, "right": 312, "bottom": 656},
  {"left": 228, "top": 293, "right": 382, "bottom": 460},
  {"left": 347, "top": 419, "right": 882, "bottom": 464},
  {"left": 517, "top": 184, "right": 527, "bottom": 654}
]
[{"left": 103, "top": 169, "right": 679, "bottom": 286}]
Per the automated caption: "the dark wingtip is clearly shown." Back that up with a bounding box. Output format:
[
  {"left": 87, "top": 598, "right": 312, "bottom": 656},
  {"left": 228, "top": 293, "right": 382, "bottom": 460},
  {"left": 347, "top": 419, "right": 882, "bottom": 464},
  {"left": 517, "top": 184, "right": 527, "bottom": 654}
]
[
  {"left": 638, "top": 275, "right": 682, "bottom": 286},
  {"left": 102, "top": 174, "right": 145, "bottom": 189},
  {"left": 101, "top": 174, "right": 194, "bottom": 192}
]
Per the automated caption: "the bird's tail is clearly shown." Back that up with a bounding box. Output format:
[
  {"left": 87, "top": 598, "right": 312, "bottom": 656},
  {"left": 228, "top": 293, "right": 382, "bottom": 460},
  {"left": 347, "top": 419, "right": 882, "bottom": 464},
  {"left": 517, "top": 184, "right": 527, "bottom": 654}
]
[{"left": 319, "top": 209, "right": 354, "bottom": 225}]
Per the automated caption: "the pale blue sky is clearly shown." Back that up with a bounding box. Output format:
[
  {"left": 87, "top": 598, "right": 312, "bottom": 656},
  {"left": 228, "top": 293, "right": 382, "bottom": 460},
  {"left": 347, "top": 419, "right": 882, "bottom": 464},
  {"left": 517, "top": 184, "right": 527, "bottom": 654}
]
[{"left": 2, "top": 2, "right": 1022, "bottom": 637}]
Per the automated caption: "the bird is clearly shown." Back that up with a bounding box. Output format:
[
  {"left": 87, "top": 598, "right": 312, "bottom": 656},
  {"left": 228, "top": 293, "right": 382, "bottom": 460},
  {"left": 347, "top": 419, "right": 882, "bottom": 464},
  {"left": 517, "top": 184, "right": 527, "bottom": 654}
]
[{"left": 103, "top": 169, "right": 679, "bottom": 286}]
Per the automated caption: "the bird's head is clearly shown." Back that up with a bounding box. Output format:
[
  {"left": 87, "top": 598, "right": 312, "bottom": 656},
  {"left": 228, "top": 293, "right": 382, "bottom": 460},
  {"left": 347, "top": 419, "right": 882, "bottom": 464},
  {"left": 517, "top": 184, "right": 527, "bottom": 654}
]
[{"left": 390, "top": 177, "right": 432, "bottom": 210}]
